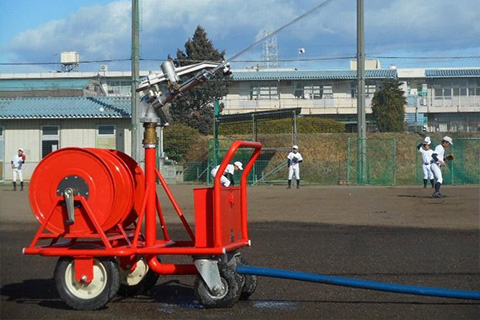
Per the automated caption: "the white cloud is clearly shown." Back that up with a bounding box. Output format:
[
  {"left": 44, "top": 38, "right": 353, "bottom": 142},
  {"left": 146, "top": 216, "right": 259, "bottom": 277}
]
[{"left": 3, "top": 0, "right": 480, "bottom": 72}]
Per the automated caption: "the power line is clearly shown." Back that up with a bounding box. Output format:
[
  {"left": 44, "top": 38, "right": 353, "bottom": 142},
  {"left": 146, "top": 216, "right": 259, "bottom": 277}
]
[{"left": 1, "top": 55, "right": 479, "bottom": 66}]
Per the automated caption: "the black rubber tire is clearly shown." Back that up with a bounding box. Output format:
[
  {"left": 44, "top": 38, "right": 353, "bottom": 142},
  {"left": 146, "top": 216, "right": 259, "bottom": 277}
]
[
  {"left": 54, "top": 257, "right": 120, "bottom": 310},
  {"left": 236, "top": 256, "right": 258, "bottom": 300},
  {"left": 194, "top": 263, "right": 241, "bottom": 308},
  {"left": 119, "top": 259, "right": 159, "bottom": 296}
]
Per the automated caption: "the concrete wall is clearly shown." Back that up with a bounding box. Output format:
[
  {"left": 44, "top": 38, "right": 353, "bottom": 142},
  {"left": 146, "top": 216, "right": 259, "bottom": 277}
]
[{"left": 1, "top": 118, "right": 131, "bottom": 182}]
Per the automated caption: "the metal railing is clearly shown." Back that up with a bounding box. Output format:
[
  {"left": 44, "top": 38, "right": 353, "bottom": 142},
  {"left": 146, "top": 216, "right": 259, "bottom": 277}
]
[{"left": 221, "top": 95, "right": 480, "bottom": 114}]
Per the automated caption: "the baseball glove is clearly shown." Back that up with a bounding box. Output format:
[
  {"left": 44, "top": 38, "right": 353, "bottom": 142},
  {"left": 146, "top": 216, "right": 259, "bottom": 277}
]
[
  {"left": 292, "top": 157, "right": 298, "bottom": 164},
  {"left": 445, "top": 154, "right": 454, "bottom": 161}
]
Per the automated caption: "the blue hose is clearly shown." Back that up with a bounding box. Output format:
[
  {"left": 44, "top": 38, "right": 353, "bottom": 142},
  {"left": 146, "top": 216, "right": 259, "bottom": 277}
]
[{"left": 236, "top": 265, "right": 480, "bottom": 300}]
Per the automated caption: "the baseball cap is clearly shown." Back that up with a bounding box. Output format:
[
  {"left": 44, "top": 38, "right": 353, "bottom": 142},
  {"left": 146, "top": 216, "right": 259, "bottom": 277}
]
[
  {"left": 423, "top": 137, "right": 431, "bottom": 145},
  {"left": 18, "top": 148, "right": 24, "bottom": 152},
  {"left": 443, "top": 136, "right": 453, "bottom": 145},
  {"left": 234, "top": 161, "right": 243, "bottom": 171},
  {"left": 292, "top": 145, "right": 298, "bottom": 150}
]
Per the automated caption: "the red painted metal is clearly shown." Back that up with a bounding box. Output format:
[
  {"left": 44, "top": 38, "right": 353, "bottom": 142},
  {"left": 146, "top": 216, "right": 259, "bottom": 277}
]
[
  {"left": 144, "top": 148, "right": 157, "bottom": 247},
  {"left": 86, "top": 148, "right": 134, "bottom": 228},
  {"left": 74, "top": 257, "right": 94, "bottom": 283},
  {"left": 29, "top": 148, "right": 137, "bottom": 235},
  {"left": 212, "top": 141, "right": 262, "bottom": 248},
  {"left": 193, "top": 187, "right": 213, "bottom": 248},
  {"left": 155, "top": 169, "right": 195, "bottom": 241},
  {"left": 24, "top": 140, "right": 262, "bottom": 281},
  {"left": 109, "top": 150, "right": 145, "bottom": 228},
  {"left": 147, "top": 256, "right": 197, "bottom": 275},
  {"left": 155, "top": 195, "right": 171, "bottom": 241}
]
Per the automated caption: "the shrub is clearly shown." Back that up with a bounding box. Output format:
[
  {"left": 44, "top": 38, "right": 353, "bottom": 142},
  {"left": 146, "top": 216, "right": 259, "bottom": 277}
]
[
  {"left": 219, "top": 117, "right": 345, "bottom": 135},
  {"left": 163, "top": 122, "right": 200, "bottom": 162}
]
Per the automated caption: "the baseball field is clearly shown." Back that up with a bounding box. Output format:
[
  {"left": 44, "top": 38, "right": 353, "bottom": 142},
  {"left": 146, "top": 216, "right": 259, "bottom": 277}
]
[{"left": 1, "top": 183, "right": 479, "bottom": 319}]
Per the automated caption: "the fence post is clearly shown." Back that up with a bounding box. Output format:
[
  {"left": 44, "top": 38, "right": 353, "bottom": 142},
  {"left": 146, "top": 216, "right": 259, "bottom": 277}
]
[
  {"left": 451, "top": 143, "right": 454, "bottom": 185},
  {"left": 393, "top": 139, "right": 397, "bottom": 186},
  {"left": 347, "top": 138, "right": 351, "bottom": 185}
]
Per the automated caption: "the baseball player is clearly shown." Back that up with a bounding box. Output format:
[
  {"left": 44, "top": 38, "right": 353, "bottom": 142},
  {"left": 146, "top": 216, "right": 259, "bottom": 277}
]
[
  {"left": 287, "top": 145, "right": 303, "bottom": 189},
  {"left": 11, "top": 148, "right": 26, "bottom": 191},
  {"left": 210, "top": 161, "right": 243, "bottom": 187},
  {"left": 417, "top": 137, "right": 435, "bottom": 188},
  {"left": 430, "top": 136, "right": 453, "bottom": 198}
]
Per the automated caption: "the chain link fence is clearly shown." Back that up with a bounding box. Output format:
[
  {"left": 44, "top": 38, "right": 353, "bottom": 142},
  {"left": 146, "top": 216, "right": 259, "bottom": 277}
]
[
  {"left": 415, "top": 138, "right": 480, "bottom": 185},
  {"left": 181, "top": 134, "right": 480, "bottom": 186}
]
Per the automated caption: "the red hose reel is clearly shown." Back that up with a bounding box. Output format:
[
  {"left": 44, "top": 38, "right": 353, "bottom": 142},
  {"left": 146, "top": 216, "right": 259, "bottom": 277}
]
[{"left": 29, "top": 148, "right": 144, "bottom": 235}]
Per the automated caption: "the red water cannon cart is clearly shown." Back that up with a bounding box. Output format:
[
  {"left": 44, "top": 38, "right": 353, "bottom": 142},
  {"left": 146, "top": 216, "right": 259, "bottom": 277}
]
[{"left": 24, "top": 140, "right": 262, "bottom": 310}]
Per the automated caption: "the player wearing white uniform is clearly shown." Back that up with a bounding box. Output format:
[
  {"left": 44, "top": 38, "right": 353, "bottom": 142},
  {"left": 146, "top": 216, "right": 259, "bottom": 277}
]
[
  {"left": 417, "top": 137, "right": 434, "bottom": 188},
  {"left": 430, "top": 136, "right": 453, "bottom": 198},
  {"left": 287, "top": 145, "right": 303, "bottom": 189},
  {"left": 11, "top": 148, "right": 26, "bottom": 191},
  {"left": 210, "top": 161, "right": 243, "bottom": 187}
]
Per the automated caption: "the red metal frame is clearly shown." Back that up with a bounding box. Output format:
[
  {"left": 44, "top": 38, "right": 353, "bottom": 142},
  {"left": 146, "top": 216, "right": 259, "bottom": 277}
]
[{"left": 24, "top": 140, "right": 262, "bottom": 277}]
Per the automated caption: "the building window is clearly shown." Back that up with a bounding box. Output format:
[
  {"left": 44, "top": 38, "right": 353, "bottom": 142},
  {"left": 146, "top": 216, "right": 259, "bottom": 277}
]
[
  {"left": 250, "top": 84, "right": 278, "bottom": 100},
  {"left": 350, "top": 83, "right": 375, "bottom": 98},
  {"left": 106, "top": 80, "right": 131, "bottom": 96},
  {"left": 305, "top": 85, "right": 321, "bottom": 99},
  {"left": 294, "top": 83, "right": 331, "bottom": 99},
  {"left": 41, "top": 125, "right": 60, "bottom": 158},
  {"left": 323, "top": 85, "right": 333, "bottom": 98},
  {"left": 365, "top": 84, "right": 376, "bottom": 97},
  {"left": 96, "top": 125, "right": 116, "bottom": 149}
]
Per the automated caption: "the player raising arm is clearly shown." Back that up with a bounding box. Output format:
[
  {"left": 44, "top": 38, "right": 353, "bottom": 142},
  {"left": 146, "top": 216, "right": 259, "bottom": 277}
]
[
  {"left": 430, "top": 136, "right": 453, "bottom": 198},
  {"left": 417, "top": 137, "right": 435, "bottom": 188}
]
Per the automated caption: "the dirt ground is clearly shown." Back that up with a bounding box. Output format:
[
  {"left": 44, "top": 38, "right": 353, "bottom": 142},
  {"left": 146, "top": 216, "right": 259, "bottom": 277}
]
[
  {"left": 1, "top": 184, "right": 479, "bottom": 319},
  {"left": 1, "top": 184, "right": 479, "bottom": 230}
]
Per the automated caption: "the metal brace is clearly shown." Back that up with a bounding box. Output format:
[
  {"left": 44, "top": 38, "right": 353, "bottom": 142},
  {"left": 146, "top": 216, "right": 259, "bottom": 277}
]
[
  {"left": 63, "top": 187, "right": 75, "bottom": 225},
  {"left": 194, "top": 258, "right": 224, "bottom": 294}
]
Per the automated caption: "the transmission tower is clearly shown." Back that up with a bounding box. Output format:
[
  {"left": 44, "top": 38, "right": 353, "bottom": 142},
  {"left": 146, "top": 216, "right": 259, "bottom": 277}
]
[{"left": 262, "top": 30, "right": 279, "bottom": 69}]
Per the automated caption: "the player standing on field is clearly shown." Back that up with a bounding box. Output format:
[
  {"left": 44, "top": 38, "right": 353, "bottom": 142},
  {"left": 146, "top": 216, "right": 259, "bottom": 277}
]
[
  {"left": 430, "top": 136, "right": 453, "bottom": 198},
  {"left": 11, "top": 148, "right": 26, "bottom": 191},
  {"left": 287, "top": 145, "right": 303, "bottom": 189},
  {"left": 417, "top": 137, "right": 435, "bottom": 188}
]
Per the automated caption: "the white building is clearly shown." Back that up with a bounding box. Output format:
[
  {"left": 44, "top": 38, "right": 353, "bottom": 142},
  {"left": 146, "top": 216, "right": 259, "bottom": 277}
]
[{"left": 1, "top": 66, "right": 479, "bottom": 182}]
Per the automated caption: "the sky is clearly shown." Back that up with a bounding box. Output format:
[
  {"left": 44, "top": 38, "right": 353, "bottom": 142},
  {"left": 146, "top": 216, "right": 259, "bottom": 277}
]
[{"left": 0, "top": 0, "right": 479, "bottom": 74}]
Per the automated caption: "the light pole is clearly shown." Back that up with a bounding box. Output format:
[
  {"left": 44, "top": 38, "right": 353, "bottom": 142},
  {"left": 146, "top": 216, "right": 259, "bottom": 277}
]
[{"left": 356, "top": 0, "right": 367, "bottom": 185}]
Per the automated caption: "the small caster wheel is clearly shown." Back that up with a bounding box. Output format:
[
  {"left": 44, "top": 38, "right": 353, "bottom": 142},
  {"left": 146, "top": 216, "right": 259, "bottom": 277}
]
[
  {"left": 236, "top": 256, "right": 257, "bottom": 300},
  {"left": 119, "top": 257, "right": 159, "bottom": 296},
  {"left": 194, "top": 263, "right": 241, "bottom": 308},
  {"left": 54, "top": 257, "right": 120, "bottom": 310}
]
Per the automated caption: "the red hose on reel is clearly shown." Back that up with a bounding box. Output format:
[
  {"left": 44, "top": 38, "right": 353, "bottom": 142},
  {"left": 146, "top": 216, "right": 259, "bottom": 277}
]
[{"left": 29, "top": 148, "right": 144, "bottom": 235}]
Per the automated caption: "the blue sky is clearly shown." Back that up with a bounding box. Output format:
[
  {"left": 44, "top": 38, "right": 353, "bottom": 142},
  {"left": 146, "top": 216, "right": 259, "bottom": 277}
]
[{"left": 1, "top": 0, "right": 479, "bottom": 73}]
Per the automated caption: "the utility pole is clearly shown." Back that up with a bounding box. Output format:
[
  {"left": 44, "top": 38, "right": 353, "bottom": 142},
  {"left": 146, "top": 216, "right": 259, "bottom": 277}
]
[
  {"left": 131, "top": 0, "right": 141, "bottom": 162},
  {"left": 357, "top": 0, "right": 367, "bottom": 185}
]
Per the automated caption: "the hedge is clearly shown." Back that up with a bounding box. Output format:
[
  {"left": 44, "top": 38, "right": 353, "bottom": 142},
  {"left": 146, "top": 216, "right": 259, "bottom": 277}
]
[{"left": 219, "top": 117, "right": 345, "bottom": 135}]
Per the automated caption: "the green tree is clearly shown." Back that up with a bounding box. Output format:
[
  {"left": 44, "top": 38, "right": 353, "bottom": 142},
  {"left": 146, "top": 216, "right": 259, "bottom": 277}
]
[
  {"left": 163, "top": 122, "right": 200, "bottom": 162},
  {"left": 371, "top": 79, "right": 406, "bottom": 132},
  {"left": 170, "top": 25, "right": 231, "bottom": 135}
]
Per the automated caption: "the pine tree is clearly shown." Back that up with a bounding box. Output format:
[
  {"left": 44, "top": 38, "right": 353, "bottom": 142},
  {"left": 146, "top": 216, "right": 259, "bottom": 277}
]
[
  {"left": 170, "top": 26, "right": 231, "bottom": 134},
  {"left": 371, "top": 79, "right": 406, "bottom": 132}
]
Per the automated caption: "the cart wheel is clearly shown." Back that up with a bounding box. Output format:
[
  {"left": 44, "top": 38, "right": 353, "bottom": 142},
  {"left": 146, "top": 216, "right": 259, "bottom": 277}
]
[
  {"left": 54, "top": 257, "right": 120, "bottom": 310},
  {"left": 236, "top": 256, "right": 258, "bottom": 300},
  {"left": 194, "top": 263, "right": 241, "bottom": 308},
  {"left": 119, "top": 257, "right": 159, "bottom": 296}
]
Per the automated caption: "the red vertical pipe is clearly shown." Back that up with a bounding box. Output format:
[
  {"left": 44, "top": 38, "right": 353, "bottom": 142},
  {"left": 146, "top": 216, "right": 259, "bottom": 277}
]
[
  {"left": 213, "top": 141, "right": 262, "bottom": 248},
  {"left": 240, "top": 147, "right": 261, "bottom": 243},
  {"left": 145, "top": 147, "right": 157, "bottom": 247}
]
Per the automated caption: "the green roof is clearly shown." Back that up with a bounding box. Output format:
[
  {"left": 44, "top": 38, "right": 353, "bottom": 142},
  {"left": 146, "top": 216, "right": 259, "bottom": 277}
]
[
  {"left": 425, "top": 69, "right": 480, "bottom": 78},
  {"left": 0, "top": 97, "right": 131, "bottom": 119},
  {"left": 232, "top": 69, "right": 397, "bottom": 81},
  {"left": 0, "top": 79, "right": 90, "bottom": 91}
]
